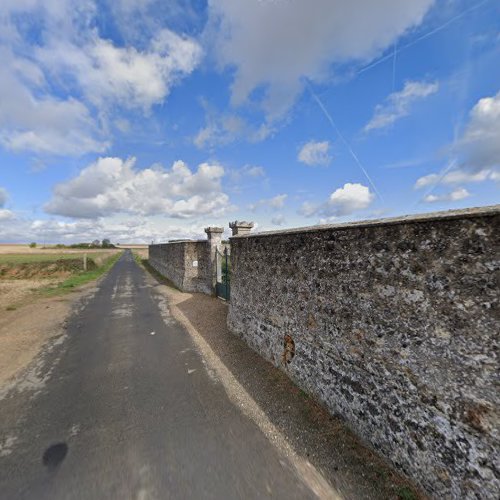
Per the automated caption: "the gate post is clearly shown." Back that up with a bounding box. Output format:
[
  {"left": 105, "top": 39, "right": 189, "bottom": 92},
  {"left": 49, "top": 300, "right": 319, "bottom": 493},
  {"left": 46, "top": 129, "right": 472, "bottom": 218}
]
[
  {"left": 204, "top": 226, "right": 224, "bottom": 294},
  {"left": 229, "top": 221, "right": 254, "bottom": 236}
]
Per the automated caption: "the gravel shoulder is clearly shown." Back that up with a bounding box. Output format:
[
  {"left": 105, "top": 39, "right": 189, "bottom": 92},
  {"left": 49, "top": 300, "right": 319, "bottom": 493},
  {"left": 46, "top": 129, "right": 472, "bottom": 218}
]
[{"left": 156, "top": 282, "right": 425, "bottom": 500}]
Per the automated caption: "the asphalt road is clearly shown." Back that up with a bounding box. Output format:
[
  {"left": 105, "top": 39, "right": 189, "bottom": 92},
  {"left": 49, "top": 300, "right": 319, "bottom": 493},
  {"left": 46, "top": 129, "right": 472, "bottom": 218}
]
[{"left": 0, "top": 251, "right": 317, "bottom": 500}]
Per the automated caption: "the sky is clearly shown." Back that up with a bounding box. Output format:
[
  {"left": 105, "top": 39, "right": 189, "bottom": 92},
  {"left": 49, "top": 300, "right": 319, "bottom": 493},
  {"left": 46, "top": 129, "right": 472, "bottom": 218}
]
[{"left": 0, "top": 0, "right": 499, "bottom": 243}]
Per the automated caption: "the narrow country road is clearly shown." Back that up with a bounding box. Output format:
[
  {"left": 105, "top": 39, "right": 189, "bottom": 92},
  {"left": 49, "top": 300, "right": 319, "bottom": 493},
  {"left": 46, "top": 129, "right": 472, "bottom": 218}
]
[{"left": 0, "top": 251, "right": 318, "bottom": 499}]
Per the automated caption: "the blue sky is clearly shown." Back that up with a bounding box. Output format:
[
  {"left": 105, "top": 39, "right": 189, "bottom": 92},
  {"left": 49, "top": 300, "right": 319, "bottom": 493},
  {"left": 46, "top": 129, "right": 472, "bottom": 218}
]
[{"left": 0, "top": 0, "right": 499, "bottom": 243}]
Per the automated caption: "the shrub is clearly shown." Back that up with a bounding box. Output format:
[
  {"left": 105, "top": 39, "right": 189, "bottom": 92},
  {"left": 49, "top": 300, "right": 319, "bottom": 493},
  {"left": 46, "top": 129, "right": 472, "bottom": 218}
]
[{"left": 29, "top": 242, "right": 37, "bottom": 248}]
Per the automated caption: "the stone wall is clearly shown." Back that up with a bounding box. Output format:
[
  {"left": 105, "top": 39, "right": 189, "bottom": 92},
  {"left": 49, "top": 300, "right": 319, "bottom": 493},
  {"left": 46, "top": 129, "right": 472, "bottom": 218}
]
[
  {"left": 228, "top": 206, "right": 499, "bottom": 499},
  {"left": 149, "top": 240, "right": 211, "bottom": 294}
]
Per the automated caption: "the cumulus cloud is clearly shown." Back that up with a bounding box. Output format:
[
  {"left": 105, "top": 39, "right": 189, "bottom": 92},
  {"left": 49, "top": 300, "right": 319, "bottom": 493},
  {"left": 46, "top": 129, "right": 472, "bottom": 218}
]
[
  {"left": 37, "top": 29, "right": 201, "bottom": 112},
  {"left": 414, "top": 91, "right": 500, "bottom": 192},
  {"left": 423, "top": 188, "right": 470, "bottom": 203},
  {"left": 365, "top": 80, "right": 439, "bottom": 132},
  {"left": 45, "top": 157, "right": 231, "bottom": 219},
  {"left": 0, "top": 48, "right": 107, "bottom": 155},
  {"left": 298, "top": 140, "right": 331, "bottom": 166},
  {"left": 208, "top": 0, "right": 434, "bottom": 118},
  {"left": 457, "top": 90, "right": 500, "bottom": 172},
  {"left": 0, "top": 0, "right": 201, "bottom": 155},
  {"left": 301, "top": 183, "right": 374, "bottom": 218}
]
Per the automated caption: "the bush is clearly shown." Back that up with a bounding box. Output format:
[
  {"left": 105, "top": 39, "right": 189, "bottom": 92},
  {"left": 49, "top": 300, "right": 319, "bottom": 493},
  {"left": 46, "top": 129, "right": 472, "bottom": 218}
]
[{"left": 29, "top": 242, "right": 37, "bottom": 248}]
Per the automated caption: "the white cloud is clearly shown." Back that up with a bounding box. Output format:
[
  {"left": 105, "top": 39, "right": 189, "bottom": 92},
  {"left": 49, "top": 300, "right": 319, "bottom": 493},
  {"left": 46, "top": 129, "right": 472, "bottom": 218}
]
[
  {"left": 0, "top": 48, "right": 107, "bottom": 155},
  {"left": 0, "top": 1, "right": 201, "bottom": 155},
  {"left": 458, "top": 91, "right": 500, "bottom": 172},
  {"left": 36, "top": 29, "right": 202, "bottom": 112},
  {"left": 249, "top": 194, "right": 287, "bottom": 212},
  {"left": 0, "top": 187, "right": 8, "bottom": 207},
  {"left": 0, "top": 211, "right": 216, "bottom": 244},
  {"left": 424, "top": 188, "right": 470, "bottom": 203},
  {"left": 45, "top": 157, "right": 231, "bottom": 219},
  {"left": 415, "top": 168, "right": 496, "bottom": 189},
  {"left": 194, "top": 111, "right": 246, "bottom": 149},
  {"left": 193, "top": 100, "right": 274, "bottom": 149},
  {"left": 228, "top": 165, "right": 266, "bottom": 184},
  {"left": 327, "top": 183, "right": 375, "bottom": 215},
  {"left": 269, "top": 194, "right": 287, "bottom": 209},
  {"left": 365, "top": 80, "right": 439, "bottom": 132},
  {"left": 242, "top": 165, "right": 265, "bottom": 178},
  {"left": 0, "top": 210, "right": 14, "bottom": 221},
  {"left": 0, "top": 188, "right": 14, "bottom": 220},
  {"left": 414, "top": 91, "right": 500, "bottom": 192},
  {"left": 208, "top": 0, "right": 435, "bottom": 118},
  {"left": 271, "top": 214, "right": 285, "bottom": 226},
  {"left": 301, "top": 183, "right": 374, "bottom": 217},
  {"left": 298, "top": 140, "right": 331, "bottom": 166}
]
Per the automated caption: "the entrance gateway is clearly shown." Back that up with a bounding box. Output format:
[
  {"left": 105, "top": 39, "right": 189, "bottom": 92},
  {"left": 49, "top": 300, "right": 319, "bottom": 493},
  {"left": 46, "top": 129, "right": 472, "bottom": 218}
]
[
  {"left": 215, "top": 221, "right": 254, "bottom": 301},
  {"left": 216, "top": 246, "right": 230, "bottom": 300}
]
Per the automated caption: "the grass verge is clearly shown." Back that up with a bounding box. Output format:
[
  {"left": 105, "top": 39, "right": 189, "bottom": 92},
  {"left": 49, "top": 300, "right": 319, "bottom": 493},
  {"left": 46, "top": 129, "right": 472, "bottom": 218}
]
[
  {"left": 39, "top": 252, "right": 123, "bottom": 298},
  {"left": 132, "top": 251, "right": 144, "bottom": 267}
]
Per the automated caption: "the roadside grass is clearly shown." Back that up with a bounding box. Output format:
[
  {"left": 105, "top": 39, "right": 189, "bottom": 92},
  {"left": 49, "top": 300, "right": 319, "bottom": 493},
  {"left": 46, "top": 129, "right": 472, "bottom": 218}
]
[
  {"left": 38, "top": 252, "right": 122, "bottom": 298},
  {"left": 132, "top": 251, "right": 145, "bottom": 267},
  {"left": 396, "top": 485, "right": 419, "bottom": 500}
]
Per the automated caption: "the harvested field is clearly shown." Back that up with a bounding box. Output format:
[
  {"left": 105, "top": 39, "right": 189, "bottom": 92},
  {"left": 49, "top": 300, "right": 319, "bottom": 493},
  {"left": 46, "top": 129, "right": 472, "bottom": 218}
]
[
  {"left": 0, "top": 250, "right": 121, "bottom": 311},
  {"left": 0, "top": 244, "right": 117, "bottom": 255},
  {"left": 0, "top": 259, "right": 96, "bottom": 280}
]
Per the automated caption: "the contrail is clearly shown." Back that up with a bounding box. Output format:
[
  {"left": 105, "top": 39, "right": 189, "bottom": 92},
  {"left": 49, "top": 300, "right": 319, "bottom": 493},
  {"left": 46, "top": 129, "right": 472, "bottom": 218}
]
[
  {"left": 306, "top": 81, "right": 384, "bottom": 202},
  {"left": 391, "top": 41, "right": 398, "bottom": 93},
  {"left": 358, "top": 0, "right": 490, "bottom": 76},
  {"left": 415, "top": 159, "right": 458, "bottom": 206}
]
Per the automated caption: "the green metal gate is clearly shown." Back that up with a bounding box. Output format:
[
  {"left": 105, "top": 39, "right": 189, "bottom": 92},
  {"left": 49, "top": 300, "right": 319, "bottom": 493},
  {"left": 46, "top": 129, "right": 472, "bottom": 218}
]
[{"left": 216, "top": 247, "right": 230, "bottom": 300}]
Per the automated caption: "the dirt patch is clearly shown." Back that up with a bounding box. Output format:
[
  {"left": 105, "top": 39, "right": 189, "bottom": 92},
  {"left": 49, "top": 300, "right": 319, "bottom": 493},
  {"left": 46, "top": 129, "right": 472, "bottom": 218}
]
[
  {"left": 0, "top": 283, "right": 97, "bottom": 388},
  {"left": 0, "top": 280, "right": 56, "bottom": 310},
  {"left": 0, "top": 296, "right": 70, "bottom": 386},
  {"left": 154, "top": 282, "right": 425, "bottom": 500}
]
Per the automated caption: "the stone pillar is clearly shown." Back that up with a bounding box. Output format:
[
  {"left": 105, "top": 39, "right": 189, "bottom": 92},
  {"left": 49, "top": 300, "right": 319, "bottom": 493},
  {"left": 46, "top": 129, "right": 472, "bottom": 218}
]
[
  {"left": 204, "top": 227, "right": 224, "bottom": 294},
  {"left": 229, "top": 221, "right": 254, "bottom": 236}
]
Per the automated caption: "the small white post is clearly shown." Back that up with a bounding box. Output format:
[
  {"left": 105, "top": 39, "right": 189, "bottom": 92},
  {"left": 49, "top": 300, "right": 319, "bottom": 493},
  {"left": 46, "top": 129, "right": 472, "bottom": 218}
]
[{"left": 83, "top": 253, "right": 87, "bottom": 271}]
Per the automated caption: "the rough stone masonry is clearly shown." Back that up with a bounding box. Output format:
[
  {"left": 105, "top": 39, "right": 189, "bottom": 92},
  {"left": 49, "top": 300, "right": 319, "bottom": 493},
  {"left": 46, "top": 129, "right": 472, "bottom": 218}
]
[
  {"left": 148, "top": 227, "right": 224, "bottom": 294},
  {"left": 228, "top": 206, "right": 499, "bottom": 499}
]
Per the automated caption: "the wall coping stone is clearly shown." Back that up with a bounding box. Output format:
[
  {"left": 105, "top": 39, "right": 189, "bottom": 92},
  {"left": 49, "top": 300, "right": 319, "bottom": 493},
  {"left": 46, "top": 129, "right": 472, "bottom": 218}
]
[
  {"left": 229, "top": 205, "right": 500, "bottom": 239},
  {"left": 161, "top": 239, "right": 206, "bottom": 244}
]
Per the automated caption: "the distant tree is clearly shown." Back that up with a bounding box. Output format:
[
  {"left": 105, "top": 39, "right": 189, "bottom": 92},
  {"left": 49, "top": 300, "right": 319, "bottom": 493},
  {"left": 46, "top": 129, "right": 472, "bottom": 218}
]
[
  {"left": 29, "top": 242, "right": 37, "bottom": 248},
  {"left": 101, "top": 239, "right": 115, "bottom": 248},
  {"left": 92, "top": 239, "right": 101, "bottom": 247}
]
